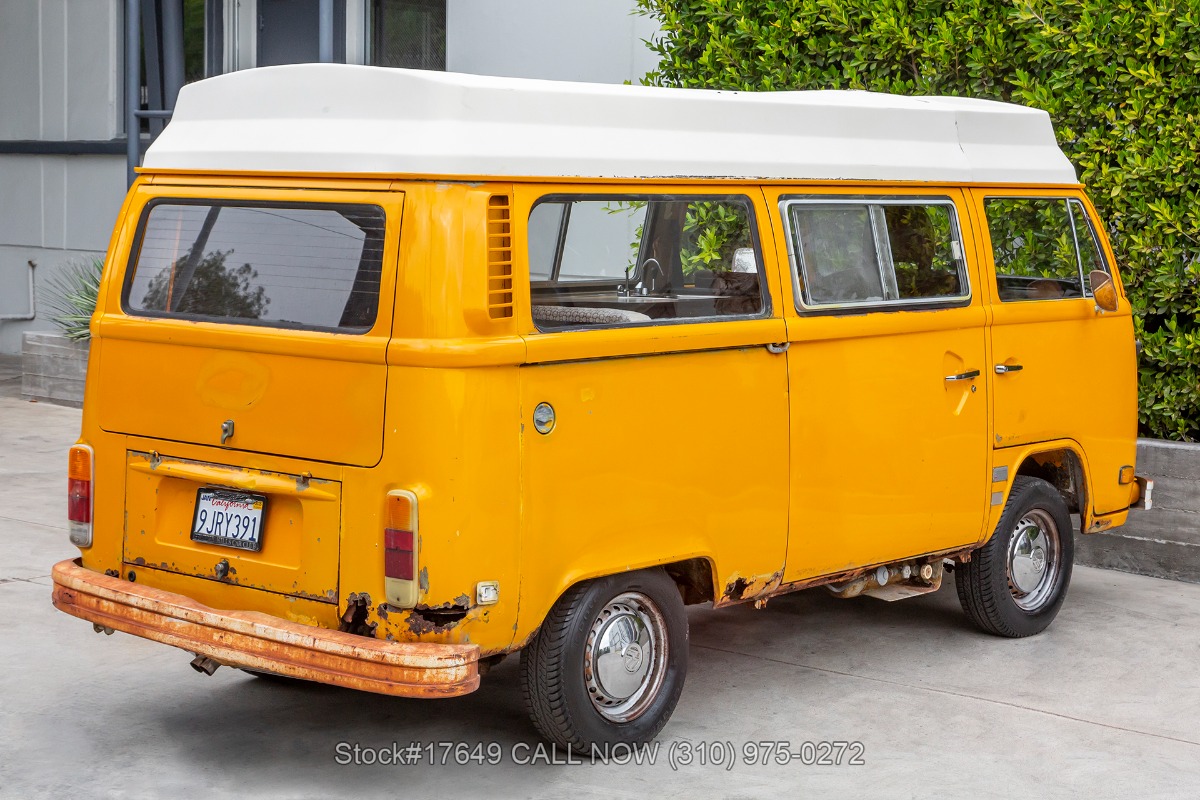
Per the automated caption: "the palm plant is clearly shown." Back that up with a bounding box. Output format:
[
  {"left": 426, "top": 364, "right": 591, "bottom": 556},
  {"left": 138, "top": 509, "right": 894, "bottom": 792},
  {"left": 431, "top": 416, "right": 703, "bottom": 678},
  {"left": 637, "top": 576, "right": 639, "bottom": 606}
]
[{"left": 41, "top": 256, "right": 104, "bottom": 341}]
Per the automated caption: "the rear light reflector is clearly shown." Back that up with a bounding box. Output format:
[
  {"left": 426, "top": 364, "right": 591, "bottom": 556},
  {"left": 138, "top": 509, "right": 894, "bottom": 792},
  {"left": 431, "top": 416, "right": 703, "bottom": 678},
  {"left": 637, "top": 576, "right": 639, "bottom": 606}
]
[
  {"left": 384, "top": 490, "right": 418, "bottom": 608},
  {"left": 67, "top": 444, "right": 94, "bottom": 548}
]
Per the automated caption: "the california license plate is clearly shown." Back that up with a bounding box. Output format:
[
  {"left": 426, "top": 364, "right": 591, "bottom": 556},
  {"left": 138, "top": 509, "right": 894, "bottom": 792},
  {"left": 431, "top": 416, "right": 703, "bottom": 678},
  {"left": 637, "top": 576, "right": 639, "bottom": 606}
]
[{"left": 190, "top": 489, "right": 267, "bottom": 552}]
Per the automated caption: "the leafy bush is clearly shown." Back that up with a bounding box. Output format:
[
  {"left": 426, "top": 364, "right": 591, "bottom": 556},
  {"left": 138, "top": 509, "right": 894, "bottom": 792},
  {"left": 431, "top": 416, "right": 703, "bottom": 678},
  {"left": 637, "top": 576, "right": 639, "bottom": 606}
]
[
  {"left": 637, "top": 0, "right": 1200, "bottom": 440},
  {"left": 680, "top": 201, "right": 753, "bottom": 275},
  {"left": 41, "top": 256, "right": 104, "bottom": 341}
]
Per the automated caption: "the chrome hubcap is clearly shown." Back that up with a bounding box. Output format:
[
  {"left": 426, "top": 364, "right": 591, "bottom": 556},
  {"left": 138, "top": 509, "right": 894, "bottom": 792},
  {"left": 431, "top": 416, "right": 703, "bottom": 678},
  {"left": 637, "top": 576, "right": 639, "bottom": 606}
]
[
  {"left": 583, "top": 592, "right": 668, "bottom": 723},
  {"left": 1007, "top": 509, "right": 1061, "bottom": 611}
]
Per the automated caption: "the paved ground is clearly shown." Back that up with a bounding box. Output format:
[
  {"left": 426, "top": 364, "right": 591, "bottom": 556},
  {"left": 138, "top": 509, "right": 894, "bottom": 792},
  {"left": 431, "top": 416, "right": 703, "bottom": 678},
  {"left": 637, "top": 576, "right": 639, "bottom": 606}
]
[
  {"left": 1, "top": 387, "right": 1199, "bottom": 799},
  {"left": 0, "top": 354, "right": 20, "bottom": 401}
]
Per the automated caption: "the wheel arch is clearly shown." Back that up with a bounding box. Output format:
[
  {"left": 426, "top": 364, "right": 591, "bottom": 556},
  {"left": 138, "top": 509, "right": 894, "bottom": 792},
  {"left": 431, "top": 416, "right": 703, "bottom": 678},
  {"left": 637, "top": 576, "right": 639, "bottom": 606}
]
[
  {"left": 513, "top": 555, "right": 718, "bottom": 652},
  {"left": 661, "top": 556, "right": 718, "bottom": 606},
  {"left": 991, "top": 439, "right": 1094, "bottom": 539}
]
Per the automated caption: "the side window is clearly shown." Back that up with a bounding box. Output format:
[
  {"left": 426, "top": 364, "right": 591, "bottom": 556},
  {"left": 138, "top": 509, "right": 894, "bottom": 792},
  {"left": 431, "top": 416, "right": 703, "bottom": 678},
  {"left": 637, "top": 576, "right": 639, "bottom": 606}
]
[
  {"left": 527, "top": 202, "right": 563, "bottom": 281},
  {"left": 785, "top": 199, "right": 967, "bottom": 308},
  {"left": 1069, "top": 199, "right": 1110, "bottom": 277},
  {"left": 984, "top": 197, "right": 1087, "bottom": 301},
  {"left": 527, "top": 195, "right": 765, "bottom": 329},
  {"left": 559, "top": 201, "right": 648, "bottom": 282}
]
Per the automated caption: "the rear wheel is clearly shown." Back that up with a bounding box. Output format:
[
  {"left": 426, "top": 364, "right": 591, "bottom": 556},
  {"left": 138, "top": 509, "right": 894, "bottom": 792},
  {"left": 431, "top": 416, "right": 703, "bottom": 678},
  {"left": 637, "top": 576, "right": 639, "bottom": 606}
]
[
  {"left": 520, "top": 568, "right": 687, "bottom": 749},
  {"left": 956, "top": 476, "right": 1074, "bottom": 638}
]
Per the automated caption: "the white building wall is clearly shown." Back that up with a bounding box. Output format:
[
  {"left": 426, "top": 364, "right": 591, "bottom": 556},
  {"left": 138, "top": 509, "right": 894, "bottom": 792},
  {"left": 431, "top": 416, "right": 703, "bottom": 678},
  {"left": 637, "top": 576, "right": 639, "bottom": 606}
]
[
  {"left": 446, "top": 0, "right": 659, "bottom": 85},
  {"left": 0, "top": 0, "right": 125, "bottom": 353}
]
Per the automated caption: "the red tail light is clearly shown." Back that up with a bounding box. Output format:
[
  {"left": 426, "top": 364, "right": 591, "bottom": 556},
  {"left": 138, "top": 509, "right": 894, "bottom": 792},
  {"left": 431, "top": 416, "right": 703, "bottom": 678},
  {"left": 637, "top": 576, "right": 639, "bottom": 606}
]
[
  {"left": 384, "top": 490, "right": 418, "bottom": 607},
  {"left": 68, "top": 444, "right": 94, "bottom": 547},
  {"left": 384, "top": 528, "right": 414, "bottom": 581}
]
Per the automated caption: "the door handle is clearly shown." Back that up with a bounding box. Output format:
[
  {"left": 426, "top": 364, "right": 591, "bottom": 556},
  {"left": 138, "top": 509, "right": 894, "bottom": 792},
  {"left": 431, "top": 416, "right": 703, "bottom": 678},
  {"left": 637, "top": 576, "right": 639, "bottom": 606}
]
[
  {"left": 944, "top": 369, "right": 981, "bottom": 382},
  {"left": 766, "top": 342, "right": 790, "bottom": 354},
  {"left": 995, "top": 364, "right": 1024, "bottom": 374}
]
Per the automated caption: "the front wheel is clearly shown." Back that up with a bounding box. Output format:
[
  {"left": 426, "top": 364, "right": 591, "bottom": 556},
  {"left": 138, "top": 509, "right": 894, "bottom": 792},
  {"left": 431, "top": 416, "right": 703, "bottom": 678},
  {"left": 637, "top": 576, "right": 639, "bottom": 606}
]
[
  {"left": 955, "top": 476, "right": 1074, "bottom": 638},
  {"left": 520, "top": 568, "right": 688, "bottom": 749}
]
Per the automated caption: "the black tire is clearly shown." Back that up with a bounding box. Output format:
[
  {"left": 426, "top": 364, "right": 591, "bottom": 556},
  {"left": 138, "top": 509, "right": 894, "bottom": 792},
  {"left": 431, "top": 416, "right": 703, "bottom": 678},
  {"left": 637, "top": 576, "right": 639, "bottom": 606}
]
[
  {"left": 520, "top": 568, "right": 688, "bottom": 750},
  {"left": 956, "top": 476, "right": 1074, "bottom": 637}
]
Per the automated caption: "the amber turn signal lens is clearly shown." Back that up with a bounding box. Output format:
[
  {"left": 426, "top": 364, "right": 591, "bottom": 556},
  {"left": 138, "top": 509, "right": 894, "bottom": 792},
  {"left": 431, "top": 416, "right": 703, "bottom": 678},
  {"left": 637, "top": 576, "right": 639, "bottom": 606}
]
[
  {"left": 67, "top": 444, "right": 94, "bottom": 547},
  {"left": 68, "top": 445, "right": 91, "bottom": 481}
]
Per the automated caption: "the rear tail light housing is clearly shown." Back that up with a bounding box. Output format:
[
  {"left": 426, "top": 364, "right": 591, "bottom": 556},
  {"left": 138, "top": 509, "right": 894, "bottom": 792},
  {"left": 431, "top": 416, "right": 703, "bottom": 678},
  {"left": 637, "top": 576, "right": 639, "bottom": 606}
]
[
  {"left": 384, "top": 490, "right": 418, "bottom": 608},
  {"left": 67, "top": 444, "right": 94, "bottom": 548}
]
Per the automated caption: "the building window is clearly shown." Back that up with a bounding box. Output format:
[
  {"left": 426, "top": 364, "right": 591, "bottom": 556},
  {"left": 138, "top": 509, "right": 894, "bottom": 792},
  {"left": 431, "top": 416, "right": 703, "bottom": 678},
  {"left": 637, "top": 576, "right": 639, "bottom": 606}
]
[{"left": 370, "top": 0, "right": 446, "bottom": 70}]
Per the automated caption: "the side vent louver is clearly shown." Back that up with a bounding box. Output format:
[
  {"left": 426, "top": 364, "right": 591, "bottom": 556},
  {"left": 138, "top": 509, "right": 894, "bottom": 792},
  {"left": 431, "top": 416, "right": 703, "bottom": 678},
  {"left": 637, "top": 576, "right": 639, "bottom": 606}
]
[{"left": 486, "top": 195, "right": 514, "bottom": 319}]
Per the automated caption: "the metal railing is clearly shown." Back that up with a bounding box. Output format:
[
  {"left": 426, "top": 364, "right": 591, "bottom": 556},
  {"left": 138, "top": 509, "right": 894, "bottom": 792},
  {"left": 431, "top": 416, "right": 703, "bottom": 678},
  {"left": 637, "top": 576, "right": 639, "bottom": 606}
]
[{"left": 125, "top": 0, "right": 339, "bottom": 186}]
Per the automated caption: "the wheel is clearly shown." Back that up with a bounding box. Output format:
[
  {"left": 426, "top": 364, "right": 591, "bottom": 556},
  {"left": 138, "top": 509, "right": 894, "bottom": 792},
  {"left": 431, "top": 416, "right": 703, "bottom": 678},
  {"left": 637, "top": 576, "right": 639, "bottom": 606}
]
[
  {"left": 520, "top": 568, "right": 688, "bottom": 749},
  {"left": 955, "top": 476, "right": 1074, "bottom": 637}
]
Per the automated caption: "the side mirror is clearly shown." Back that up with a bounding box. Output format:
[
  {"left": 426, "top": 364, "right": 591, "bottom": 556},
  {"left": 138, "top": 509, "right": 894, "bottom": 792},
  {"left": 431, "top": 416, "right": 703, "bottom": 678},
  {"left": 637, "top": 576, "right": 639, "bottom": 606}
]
[
  {"left": 1090, "top": 270, "right": 1119, "bottom": 312},
  {"left": 732, "top": 247, "right": 758, "bottom": 274}
]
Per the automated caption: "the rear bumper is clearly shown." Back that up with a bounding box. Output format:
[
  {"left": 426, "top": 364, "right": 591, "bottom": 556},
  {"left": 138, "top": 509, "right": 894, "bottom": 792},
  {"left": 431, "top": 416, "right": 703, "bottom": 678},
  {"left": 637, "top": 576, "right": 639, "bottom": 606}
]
[{"left": 51, "top": 559, "right": 480, "bottom": 698}]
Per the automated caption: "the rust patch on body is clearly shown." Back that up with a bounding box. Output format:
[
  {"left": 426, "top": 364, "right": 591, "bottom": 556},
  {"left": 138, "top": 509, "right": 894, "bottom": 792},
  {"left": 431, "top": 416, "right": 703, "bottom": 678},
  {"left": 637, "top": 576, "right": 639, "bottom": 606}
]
[
  {"left": 406, "top": 598, "right": 472, "bottom": 635},
  {"left": 723, "top": 576, "right": 751, "bottom": 602},
  {"left": 339, "top": 592, "right": 377, "bottom": 638},
  {"left": 720, "top": 570, "right": 783, "bottom": 604}
]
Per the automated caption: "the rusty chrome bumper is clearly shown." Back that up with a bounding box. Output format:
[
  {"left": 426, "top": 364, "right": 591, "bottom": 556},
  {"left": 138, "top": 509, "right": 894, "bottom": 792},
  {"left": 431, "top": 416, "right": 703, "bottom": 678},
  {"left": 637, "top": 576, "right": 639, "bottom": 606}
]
[{"left": 51, "top": 559, "right": 480, "bottom": 698}]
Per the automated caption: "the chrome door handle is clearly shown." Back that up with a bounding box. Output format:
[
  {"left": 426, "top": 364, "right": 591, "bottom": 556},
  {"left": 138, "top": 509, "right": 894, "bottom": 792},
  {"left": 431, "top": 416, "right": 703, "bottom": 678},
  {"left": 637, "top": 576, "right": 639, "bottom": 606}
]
[
  {"left": 944, "top": 369, "right": 981, "bottom": 382},
  {"left": 995, "top": 364, "right": 1024, "bottom": 374},
  {"left": 766, "top": 342, "right": 790, "bottom": 354}
]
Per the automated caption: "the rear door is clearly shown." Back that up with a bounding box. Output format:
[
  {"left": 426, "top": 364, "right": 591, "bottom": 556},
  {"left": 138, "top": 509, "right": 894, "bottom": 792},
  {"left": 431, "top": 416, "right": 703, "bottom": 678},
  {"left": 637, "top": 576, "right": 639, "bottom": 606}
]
[
  {"left": 96, "top": 182, "right": 402, "bottom": 600},
  {"left": 98, "top": 184, "right": 400, "bottom": 466}
]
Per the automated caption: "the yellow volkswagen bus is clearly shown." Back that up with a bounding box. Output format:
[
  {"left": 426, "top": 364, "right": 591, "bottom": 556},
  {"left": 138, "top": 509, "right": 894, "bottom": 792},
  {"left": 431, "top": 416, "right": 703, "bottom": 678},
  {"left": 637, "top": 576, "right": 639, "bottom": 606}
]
[{"left": 52, "top": 64, "right": 1149, "bottom": 748}]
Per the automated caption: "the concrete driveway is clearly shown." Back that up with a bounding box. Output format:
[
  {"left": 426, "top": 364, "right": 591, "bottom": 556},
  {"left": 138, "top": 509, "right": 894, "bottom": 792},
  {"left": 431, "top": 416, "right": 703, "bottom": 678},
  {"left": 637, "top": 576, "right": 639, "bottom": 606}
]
[{"left": 1, "top": 390, "right": 1198, "bottom": 799}]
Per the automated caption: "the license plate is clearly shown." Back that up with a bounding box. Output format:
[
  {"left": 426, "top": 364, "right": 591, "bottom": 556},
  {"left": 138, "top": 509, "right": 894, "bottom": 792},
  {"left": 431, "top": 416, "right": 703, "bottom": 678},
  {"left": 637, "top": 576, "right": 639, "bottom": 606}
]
[{"left": 190, "top": 489, "right": 267, "bottom": 552}]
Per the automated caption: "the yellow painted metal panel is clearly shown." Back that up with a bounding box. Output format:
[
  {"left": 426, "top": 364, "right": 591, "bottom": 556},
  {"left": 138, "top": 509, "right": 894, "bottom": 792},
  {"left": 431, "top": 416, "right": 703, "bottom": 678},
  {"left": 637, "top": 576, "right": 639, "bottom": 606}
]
[
  {"left": 336, "top": 365, "right": 523, "bottom": 653},
  {"left": 516, "top": 344, "right": 791, "bottom": 634},
  {"left": 762, "top": 186, "right": 991, "bottom": 580},
  {"left": 123, "top": 451, "right": 342, "bottom": 603}
]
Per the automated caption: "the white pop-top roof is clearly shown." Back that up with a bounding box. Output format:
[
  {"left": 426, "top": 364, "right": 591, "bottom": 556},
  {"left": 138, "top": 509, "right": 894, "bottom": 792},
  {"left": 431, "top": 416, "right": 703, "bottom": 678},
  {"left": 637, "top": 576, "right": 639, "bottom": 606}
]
[{"left": 144, "top": 64, "right": 1078, "bottom": 184}]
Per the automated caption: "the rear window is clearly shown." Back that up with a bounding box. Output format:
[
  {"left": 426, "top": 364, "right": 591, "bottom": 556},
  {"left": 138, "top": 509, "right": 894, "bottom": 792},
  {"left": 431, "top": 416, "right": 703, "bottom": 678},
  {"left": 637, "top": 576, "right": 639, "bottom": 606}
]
[{"left": 124, "top": 201, "right": 387, "bottom": 332}]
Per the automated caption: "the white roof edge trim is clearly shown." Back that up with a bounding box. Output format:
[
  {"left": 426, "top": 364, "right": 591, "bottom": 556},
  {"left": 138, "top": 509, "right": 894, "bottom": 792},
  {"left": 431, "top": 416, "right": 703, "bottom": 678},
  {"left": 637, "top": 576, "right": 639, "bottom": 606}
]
[{"left": 145, "top": 64, "right": 1079, "bottom": 185}]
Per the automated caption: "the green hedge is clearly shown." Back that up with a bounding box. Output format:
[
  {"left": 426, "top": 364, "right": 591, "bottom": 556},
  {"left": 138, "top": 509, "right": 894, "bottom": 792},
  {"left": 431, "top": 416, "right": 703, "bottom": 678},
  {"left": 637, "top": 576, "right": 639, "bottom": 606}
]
[{"left": 637, "top": 0, "right": 1200, "bottom": 441}]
